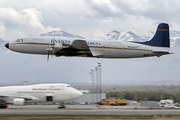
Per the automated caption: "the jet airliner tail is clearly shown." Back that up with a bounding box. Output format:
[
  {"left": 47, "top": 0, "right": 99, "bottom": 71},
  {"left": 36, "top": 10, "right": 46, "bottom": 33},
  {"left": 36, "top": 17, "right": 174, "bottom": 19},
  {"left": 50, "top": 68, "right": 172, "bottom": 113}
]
[{"left": 140, "top": 23, "right": 170, "bottom": 47}]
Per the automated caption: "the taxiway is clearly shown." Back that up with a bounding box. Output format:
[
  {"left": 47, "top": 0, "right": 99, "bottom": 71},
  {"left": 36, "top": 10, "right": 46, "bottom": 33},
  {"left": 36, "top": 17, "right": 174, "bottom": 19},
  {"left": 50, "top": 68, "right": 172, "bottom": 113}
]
[{"left": 0, "top": 105, "right": 180, "bottom": 116}]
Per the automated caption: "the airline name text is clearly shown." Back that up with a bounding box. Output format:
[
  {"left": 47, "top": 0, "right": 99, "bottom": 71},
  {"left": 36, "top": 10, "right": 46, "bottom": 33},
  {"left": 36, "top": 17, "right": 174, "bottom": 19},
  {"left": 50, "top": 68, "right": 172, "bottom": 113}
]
[{"left": 51, "top": 39, "right": 101, "bottom": 46}]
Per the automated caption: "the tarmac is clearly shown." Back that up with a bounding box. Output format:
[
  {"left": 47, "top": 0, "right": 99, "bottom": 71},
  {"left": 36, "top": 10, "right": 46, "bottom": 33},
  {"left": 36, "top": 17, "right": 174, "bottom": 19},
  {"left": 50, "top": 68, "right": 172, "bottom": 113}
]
[{"left": 1, "top": 105, "right": 180, "bottom": 116}]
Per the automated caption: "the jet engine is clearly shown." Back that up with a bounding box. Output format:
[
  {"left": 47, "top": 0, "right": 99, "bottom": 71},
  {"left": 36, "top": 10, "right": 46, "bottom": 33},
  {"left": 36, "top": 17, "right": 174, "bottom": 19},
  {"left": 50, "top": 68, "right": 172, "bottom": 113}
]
[{"left": 13, "top": 98, "right": 25, "bottom": 106}]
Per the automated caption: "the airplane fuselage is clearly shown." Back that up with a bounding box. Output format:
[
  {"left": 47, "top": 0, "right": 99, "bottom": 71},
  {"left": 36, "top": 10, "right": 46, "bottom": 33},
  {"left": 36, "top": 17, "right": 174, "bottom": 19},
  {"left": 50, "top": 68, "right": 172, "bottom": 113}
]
[
  {"left": 7, "top": 36, "right": 171, "bottom": 58},
  {"left": 0, "top": 83, "right": 82, "bottom": 103}
]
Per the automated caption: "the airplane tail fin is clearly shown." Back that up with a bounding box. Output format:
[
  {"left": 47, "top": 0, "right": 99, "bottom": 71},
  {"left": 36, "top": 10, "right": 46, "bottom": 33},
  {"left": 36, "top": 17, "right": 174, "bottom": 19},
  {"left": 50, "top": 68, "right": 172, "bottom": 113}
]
[{"left": 141, "top": 23, "right": 170, "bottom": 47}]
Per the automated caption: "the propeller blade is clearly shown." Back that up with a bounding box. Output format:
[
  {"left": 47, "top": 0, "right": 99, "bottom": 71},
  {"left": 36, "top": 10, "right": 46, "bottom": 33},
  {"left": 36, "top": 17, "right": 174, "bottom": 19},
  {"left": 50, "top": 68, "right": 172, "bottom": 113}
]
[
  {"left": 52, "top": 49, "right": 55, "bottom": 57},
  {"left": 51, "top": 37, "right": 56, "bottom": 57},
  {"left": 47, "top": 40, "right": 51, "bottom": 61},
  {"left": 53, "top": 36, "right": 55, "bottom": 45},
  {"left": 47, "top": 51, "right": 50, "bottom": 61},
  {"left": 49, "top": 39, "right": 51, "bottom": 48}
]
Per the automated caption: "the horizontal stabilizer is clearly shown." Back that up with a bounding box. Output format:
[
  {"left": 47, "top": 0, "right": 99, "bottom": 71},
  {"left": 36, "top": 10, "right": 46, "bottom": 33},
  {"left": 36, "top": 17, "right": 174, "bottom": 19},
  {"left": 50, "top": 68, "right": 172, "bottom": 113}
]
[
  {"left": 153, "top": 51, "right": 169, "bottom": 54},
  {"left": 90, "top": 48, "right": 104, "bottom": 57},
  {"left": 153, "top": 51, "right": 173, "bottom": 54}
]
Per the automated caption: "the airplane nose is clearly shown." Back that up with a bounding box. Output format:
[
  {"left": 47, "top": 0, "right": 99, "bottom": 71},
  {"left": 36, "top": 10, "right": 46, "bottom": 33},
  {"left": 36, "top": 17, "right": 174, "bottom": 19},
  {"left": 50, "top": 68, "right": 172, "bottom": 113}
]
[
  {"left": 5, "top": 43, "right": 9, "bottom": 49},
  {"left": 74, "top": 90, "right": 83, "bottom": 98},
  {"left": 77, "top": 91, "right": 83, "bottom": 97}
]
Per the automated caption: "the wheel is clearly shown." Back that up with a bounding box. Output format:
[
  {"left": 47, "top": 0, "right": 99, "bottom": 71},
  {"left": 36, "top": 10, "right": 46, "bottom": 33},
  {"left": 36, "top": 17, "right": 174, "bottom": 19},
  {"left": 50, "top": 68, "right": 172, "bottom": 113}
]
[{"left": 58, "top": 104, "right": 66, "bottom": 108}]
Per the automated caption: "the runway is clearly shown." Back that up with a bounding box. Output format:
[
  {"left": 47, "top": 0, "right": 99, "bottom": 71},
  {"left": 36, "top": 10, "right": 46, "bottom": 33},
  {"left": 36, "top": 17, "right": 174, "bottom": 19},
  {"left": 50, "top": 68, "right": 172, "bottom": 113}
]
[
  {"left": 1, "top": 105, "right": 180, "bottom": 116},
  {"left": 1, "top": 109, "right": 180, "bottom": 116}
]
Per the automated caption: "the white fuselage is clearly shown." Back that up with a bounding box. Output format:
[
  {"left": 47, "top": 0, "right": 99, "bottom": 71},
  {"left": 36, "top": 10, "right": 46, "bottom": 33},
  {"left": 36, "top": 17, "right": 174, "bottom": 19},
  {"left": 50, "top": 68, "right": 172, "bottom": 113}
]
[
  {"left": 8, "top": 36, "right": 172, "bottom": 58},
  {"left": 0, "top": 83, "right": 82, "bottom": 103}
]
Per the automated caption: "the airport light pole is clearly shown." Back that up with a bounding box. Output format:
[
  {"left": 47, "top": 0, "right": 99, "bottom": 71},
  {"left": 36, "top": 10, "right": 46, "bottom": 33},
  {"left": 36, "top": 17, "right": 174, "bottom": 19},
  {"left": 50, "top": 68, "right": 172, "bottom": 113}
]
[
  {"left": 90, "top": 70, "right": 94, "bottom": 104},
  {"left": 90, "top": 63, "right": 102, "bottom": 104},
  {"left": 98, "top": 63, "right": 102, "bottom": 102},
  {"left": 89, "top": 71, "right": 92, "bottom": 104},
  {"left": 95, "top": 67, "right": 98, "bottom": 103}
]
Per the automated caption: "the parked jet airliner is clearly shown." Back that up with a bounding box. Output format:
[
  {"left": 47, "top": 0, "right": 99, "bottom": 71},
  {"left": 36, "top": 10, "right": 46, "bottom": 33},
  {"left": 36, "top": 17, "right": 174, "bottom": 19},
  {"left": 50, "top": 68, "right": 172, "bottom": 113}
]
[
  {"left": 0, "top": 83, "right": 82, "bottom": 108},
  {"left": 5, "top": 23, "right": 172, "bottom": 60}
]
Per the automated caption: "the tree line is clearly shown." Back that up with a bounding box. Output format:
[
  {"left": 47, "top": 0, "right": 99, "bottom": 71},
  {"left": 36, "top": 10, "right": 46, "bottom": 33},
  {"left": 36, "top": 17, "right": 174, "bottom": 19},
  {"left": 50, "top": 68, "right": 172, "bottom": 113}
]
[{"left": 106, "top": 91, "right": 180, "bottom": 102}]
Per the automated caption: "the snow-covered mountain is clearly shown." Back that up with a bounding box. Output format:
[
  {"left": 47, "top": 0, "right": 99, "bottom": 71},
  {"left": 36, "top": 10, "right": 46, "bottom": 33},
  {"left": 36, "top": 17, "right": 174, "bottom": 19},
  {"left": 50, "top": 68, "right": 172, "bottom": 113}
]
[
  {"left": 102, "top": 30, "right": 121, "bottom": 40},
  {"left": 40, "top": 30, "right": 145, "bottom": 42},
  {"left": 102, "top": 30, "right": 144, "bottom": 42},
  {"left": 120, "top": 31, "right": 145, "bottom": 42},
  {"left": 170, "top": 30, "right": 180, "bottom": 37},
  {"left": 40, "top": 30, "right": 85, "bottom": 39},
  {"left": 169, "top": 30, "right": 180, "bottom": 47},
  {"left": 102, "top": 30, "right": 180, "bottom": 47}
]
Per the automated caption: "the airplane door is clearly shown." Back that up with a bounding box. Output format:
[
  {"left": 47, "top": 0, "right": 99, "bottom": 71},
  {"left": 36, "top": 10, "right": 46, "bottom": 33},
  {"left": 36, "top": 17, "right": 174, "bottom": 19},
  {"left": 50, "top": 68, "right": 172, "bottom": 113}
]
[
  {"left": 104, "top": 41, "right": 110, "bottom": 55},
  {"left": 104, "top": 41, "right": 110, "bottom": 47},
  {"left": 46, "top": 96, "right": 53, "bottom": 101}
]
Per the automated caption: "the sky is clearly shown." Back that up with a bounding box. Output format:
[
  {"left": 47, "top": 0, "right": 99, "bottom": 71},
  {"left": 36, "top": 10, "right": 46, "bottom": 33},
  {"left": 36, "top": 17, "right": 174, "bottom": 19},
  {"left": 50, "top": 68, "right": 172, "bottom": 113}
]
[
  {"left": 1, "top": 0, "right": 180, "bottom": 41},
  {"left": 1, "top": 0, "right": 180, "bottom": 86}
]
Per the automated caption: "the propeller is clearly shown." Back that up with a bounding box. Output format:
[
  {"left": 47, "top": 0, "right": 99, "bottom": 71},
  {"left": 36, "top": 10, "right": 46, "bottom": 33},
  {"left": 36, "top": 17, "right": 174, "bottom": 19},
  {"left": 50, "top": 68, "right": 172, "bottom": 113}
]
[
  {"left": 51, "top": 36, "right": 56, "bottom": 57},
  {"left": 47, "top": 52, "right": 49, "bottom": 61},
  {"left": 46, "top": 40, "right": 53, "bottom": 61},
  {"left": 46, "top": 41, "right": 50, "bottom": 61},
  {"left": 46, "top": 37, "right": 63, "bottom": 61}
]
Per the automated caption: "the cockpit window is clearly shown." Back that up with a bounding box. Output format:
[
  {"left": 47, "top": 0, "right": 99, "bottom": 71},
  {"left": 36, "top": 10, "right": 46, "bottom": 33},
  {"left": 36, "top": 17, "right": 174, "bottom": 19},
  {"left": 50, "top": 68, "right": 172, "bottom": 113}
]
[
  {"left": 67, "top": 86, "right": 71, "bottom": 87},
  {"left": 15, "top": 39, "right": 23, "bottom": 42}
]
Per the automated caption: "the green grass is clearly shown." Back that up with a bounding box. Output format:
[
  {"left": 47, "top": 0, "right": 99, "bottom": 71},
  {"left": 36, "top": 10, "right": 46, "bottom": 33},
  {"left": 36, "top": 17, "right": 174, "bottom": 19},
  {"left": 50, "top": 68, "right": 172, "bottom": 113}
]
[{"left": 1, "top": 115, "right": 180, "bottom": 120}]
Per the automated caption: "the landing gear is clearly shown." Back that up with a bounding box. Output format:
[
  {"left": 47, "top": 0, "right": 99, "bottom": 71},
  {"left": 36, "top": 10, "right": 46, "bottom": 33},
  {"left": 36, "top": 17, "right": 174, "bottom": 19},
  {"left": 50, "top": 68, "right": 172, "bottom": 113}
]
[
  {"left": 0, "top": 105, "right": 7, "bottom": 109},
  {"left": 58, "top": 103, "right": 66, "bottom": 108},
  {"left": 0, "top": 97, "right": 7, "bottom": 109}
]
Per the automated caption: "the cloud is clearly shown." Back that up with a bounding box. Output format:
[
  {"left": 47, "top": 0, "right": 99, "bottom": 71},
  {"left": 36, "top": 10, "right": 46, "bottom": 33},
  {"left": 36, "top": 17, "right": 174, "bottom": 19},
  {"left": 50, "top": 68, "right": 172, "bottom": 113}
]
[
  {"left": 84, "top": 0, "right": 147, "bottom": 19},
  {"left": 85, "top": 0, "right": 180, "bottom": 23},
  {"left": 0, "top": 7, "right": 60, "bottom": 41},
  {"left": 0, "top": 1, "right": 179, "bottom": 40},
  {"left": 81, "top": 0, "right": 180, "bottom": 37},
  {"left": 85, "top": 0, "right": 120, "bottom": 19},
  {"left": 0, "top": 21, "right": 6, "bottom": 36},
  {"left": 52, "top": 9, "right": 62, "bottom": 16},
  {"left": 142, "top": 0, "right": 180, "bottom": 22}
]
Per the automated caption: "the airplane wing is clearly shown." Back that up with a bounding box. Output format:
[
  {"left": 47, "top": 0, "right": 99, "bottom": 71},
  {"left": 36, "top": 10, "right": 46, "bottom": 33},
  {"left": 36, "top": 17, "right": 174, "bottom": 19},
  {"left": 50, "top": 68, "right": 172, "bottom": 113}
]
[
  {"left": 70, "top": 40, "right": 104, "bottom": 57},
  {"left": 71, "top": 40, "right": 89, "bottom": 50},
  {"left": 0, "top": 94, "right": 32, "bottom": 100},
  {"left": 70, "top": 40, "right": 93, "bottom": 57},
  {"left": 153, "top": 51, "right": 170, "bottom": 54}
]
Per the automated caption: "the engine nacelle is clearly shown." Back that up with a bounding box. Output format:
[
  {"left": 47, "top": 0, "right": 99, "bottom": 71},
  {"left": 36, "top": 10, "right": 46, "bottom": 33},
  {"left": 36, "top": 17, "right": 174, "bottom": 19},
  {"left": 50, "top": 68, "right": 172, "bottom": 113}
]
[
  {"left": 13, "top": 98, "right": 25, "bottom": 106},
  {"left": 54, "top": 43, "right": 63, "bottom": 51}
]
